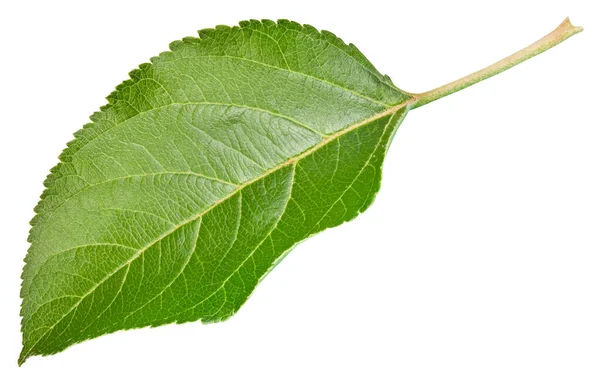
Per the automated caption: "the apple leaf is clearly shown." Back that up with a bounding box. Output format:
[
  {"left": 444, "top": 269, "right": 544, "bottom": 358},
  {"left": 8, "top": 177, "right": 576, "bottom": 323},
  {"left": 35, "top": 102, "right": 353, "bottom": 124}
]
[{"left": 19, "top": 18, "right": 582, "bottom": 365}]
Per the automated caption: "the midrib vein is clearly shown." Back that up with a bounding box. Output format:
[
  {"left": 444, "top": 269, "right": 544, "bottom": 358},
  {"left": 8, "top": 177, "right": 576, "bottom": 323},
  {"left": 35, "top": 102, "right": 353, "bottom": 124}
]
[
  {"left": 168, "top": 162, "right": 297, "bottom": 321},
  {"left": 22, "top": 98, "right": 413, "bottom": 359},
  {"left": 172, "top": 107, "right": 402, "bottom": 320}
]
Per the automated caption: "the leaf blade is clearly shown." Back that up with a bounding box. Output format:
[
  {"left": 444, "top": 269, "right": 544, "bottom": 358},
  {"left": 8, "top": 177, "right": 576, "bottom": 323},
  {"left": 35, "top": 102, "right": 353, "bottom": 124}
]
[{"left": 20, "top": 19, "right": 411, "bottom": 364}]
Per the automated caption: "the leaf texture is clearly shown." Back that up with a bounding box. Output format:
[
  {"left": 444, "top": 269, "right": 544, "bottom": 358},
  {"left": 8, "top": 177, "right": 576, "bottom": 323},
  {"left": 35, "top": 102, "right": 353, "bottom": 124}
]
[{"left": 20, "top": 19, "right": 414, "bottom": 364}]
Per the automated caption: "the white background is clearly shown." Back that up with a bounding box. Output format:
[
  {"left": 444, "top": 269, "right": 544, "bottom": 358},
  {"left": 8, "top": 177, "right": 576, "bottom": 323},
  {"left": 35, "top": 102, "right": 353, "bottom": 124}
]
[{"left": 1, "top": 0, "right": 598, "bottom": 382}]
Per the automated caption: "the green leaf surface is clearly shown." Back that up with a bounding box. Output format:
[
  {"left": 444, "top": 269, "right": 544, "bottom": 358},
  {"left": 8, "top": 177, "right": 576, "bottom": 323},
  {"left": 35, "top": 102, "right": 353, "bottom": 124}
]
[
  {"left": 20, "top": 17, "right": 582, "bottom": 365},
  {"left": 20, "top": 19, "right": 412, "bottom": 364}
]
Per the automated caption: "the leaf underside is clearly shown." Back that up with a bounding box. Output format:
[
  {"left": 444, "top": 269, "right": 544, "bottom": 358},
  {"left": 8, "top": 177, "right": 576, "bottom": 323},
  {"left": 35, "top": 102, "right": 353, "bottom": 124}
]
[{"left": 20, "top": 19, "right": 412, "bottom": 364}]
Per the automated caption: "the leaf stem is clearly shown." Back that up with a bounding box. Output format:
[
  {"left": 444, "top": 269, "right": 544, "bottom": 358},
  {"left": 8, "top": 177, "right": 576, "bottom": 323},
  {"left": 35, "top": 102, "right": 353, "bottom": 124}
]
[{"left": 411, "top": 18, "right": 583, "bottom": 109}]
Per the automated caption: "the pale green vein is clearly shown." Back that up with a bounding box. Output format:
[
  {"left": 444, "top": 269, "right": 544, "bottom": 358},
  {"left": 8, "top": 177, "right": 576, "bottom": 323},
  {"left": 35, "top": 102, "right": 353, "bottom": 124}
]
[
  {"left": 168, "top": 162, "right": 296, "bottom": 321},
  {"left": 122, "top": 217, "right": 203, "bottom": 322},
  {"left": 21, "top": 100, "right": 411, "bottom": 360}
]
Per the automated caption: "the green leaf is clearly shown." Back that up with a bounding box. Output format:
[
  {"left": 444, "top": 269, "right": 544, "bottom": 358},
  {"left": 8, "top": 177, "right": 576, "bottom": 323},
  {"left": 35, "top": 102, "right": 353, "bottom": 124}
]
[{"left": 19, "top": 18, "right": 582, "bottom": 365}]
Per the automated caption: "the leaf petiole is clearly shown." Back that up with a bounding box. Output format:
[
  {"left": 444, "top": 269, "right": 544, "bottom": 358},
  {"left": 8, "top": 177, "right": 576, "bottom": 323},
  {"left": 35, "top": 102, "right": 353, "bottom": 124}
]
[{"left": 411, "top": 18, "right": 583, "bottom": 109}]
